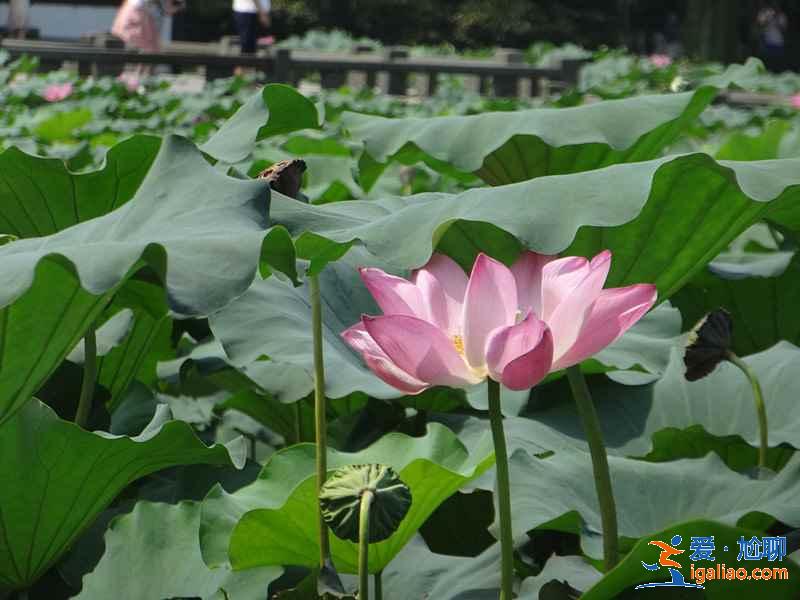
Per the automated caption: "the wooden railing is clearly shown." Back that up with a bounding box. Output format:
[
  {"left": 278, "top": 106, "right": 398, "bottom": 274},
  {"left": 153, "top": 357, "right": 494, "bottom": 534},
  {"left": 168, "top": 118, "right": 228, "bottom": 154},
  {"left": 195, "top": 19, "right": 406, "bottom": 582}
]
[{"left": 0, "top": 37, "right": 586, "bottom": 97}]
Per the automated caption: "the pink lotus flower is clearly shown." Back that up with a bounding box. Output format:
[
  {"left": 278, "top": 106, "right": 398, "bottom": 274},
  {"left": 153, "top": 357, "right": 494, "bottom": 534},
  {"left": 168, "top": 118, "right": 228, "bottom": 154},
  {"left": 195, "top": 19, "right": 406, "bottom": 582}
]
[
  {"left": 118, "top": 72, "right": 141, "bottom": 93},
  {"left": 791, "top": 94, "right": 800, "bottom": 109},
  {"left": 42, "top": 82, "right": 73, "bottom": 102},
  {"left": 342, "top": 251, "right": 657, "bottom": 394},
  {"left": 649, "top": 54, "right": 672, "bottom": 69}
]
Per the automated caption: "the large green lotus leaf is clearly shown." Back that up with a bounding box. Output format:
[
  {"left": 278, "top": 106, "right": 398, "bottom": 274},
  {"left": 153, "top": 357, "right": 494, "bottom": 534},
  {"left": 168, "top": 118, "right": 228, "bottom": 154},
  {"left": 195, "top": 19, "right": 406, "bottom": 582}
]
[
  {"left": 209, "top": 248, "right": 675, "bottom": 403},
  {"left": 302, "top": 154, "right": 362, "bottom": 203},
  {"left": 208, "top": 247, "right": 395, "bottom": 402},
  {"left": 0, "top": 135, "right": 160, "bottom": 237},
  {"left": 0, "top": 258, "right": 115, "bottom": 427},
  {"left": 582, "top": 520, "right": 800, "bottom": 600},
  {"left": 75, "top": 501, "right": 280, "bottom": 600},
  {"left": 342, "top": 88, "right": 715, "bottom": 186},
  {"left": 526, "top": 342, "right": 800, "bottom": 457},
  {"left": 0, "top": 135, "right": 270, "bottom": 425},
  {"left": 518, "top": 555, "right": 601, "bottom": 598},
  {"left": 33, "top": 107, "right": 93, "bottom": 142},
  {"left": 716, "top": 120, "right": 792, "bottom": 161},
  {"left": 68, "top": 278, "right": 172, "bottom": 410},
  {"left": 199, "top": 423, "right": 495, "bottom": 574},
  {"left": 700, "top": 57, "right": 770, "bottom": 91},
  {"left": 376, "top": 535, "right": 501, "bottom": 600},
  {"left": 0, "top": 400, "right": 245, "bottom": 591},
  {"left": 94, "top": 279, "right": 170, "bottom": 407},
  {"left": 201, "top": 84, "right": 320, "bottom": 164},
  {"left": 269, "top": 153, "right": 800, "bottom": 300},
  {"left": 221, "top": 390, "right": 315, "bottom": 444},
  {"left": 504, "top": 448, "right": 800, "bottom": 553},
  {"left": 95, "top": 279, "right": 172, "bottom": 408},
  {"left": 672, "top": 251, "right": 800, "bottom": 356},
  {"left": 0, "top": 134, "right": 268, "bottom": 313}
]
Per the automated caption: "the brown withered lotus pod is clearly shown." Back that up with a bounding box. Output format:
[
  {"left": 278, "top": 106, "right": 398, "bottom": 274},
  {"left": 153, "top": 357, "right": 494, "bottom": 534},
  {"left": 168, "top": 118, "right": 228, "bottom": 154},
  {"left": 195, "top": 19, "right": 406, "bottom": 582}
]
[
  {"left": 258, "top": 159, "right": 307, "bottom": 199},
  {"left": 684, "top": 308, "right": 733, "bottom": 382}
]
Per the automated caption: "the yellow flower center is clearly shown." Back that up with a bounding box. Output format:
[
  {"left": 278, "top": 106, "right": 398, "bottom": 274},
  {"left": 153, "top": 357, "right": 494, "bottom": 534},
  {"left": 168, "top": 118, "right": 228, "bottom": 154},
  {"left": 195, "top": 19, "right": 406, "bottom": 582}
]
[{"left": 452, "top": 334, "right": 465, "bottom": 356}]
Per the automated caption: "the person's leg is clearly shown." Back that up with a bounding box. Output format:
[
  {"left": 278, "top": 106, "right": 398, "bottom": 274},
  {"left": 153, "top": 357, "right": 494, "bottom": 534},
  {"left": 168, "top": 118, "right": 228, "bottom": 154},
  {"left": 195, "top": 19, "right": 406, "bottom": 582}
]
[
  {"left": 233, "top": 11, "right": 257, "bottom": 54},
  {"left": 242, "top": 13, "right": 258, "bottom": 55},
  {"left": 233, "top": 11, "right": 258, "bottom": 76}
]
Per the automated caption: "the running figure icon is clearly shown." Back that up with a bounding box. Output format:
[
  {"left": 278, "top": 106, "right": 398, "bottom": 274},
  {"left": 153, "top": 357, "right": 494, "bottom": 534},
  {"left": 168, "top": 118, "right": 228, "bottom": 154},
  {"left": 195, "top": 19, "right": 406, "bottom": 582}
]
[{"left": 636, "top": 535, "right": 705, "bottom": 589}]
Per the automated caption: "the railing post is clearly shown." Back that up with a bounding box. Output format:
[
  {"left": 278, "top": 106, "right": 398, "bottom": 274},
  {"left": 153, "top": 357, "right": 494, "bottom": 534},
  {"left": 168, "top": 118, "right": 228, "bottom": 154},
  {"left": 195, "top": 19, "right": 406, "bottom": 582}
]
[
  {"left": 493, "top": 48, "right": 523, "bottom": 97},
  {"left": 320, "top": 59, "right": 347, "bottom": 90},
  {"left": 274, "top": 47, "right": 292, "bottom": 84},
  {"left": 386, "top": 46, "right": 409, "bottom": 96},
  {"left": 90, "top": 33, "right": 124, "bottom": 78},
  {"left": 354, "top": 43, "right": 376, "bottom": 91},
  {"left": 560, "top": 58, "right": 587, "bottom": 89},
  {"left": 205, "top": 35, "right": 235, "bottom": 79},
  {"left": 425, "top": 71, "right": 439, "bottom": 96}
]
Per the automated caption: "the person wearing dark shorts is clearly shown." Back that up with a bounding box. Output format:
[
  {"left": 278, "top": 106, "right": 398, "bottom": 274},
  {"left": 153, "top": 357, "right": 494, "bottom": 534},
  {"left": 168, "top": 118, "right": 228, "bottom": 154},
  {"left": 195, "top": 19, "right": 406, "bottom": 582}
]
[{"left": 233, "top": 0, "right": 270, "bottom": 55}]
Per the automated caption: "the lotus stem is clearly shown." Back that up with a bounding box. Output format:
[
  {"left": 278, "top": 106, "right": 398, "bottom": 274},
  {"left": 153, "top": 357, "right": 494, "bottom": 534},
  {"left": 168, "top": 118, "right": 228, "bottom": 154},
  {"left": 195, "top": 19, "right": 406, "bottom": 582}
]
[
  {"left": 487, "top": 379, "right": 514, "bottom": 599},
  {"left": 248, "top": 436, "right": 257, "bottom": 461},
  {"left": 374, "top": 571, "right": 383, "bottom": 600},
  {"left": 358, "top": 490, "right": 375, "bottom": 600},
  {"left": 310, "top": 274, "right": 331, "bottom": 567},
  {"left": 74, "top": 326, "right": 97, "bottom": 429},
  {"left": 293, "top": 401, "right": 302, "bottom": 444},
  {"left": 727, "top": 352, "right": 768, "bottom": 469},
  {"left": 566, "top": 365, "right": 619, "bottom": 571}
]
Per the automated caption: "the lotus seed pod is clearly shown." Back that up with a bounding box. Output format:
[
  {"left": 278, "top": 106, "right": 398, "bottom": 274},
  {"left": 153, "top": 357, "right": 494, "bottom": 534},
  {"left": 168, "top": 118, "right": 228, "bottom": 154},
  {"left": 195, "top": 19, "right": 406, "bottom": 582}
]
[{"left": 319, "top": 463, "right": 412, "bottom": 544}]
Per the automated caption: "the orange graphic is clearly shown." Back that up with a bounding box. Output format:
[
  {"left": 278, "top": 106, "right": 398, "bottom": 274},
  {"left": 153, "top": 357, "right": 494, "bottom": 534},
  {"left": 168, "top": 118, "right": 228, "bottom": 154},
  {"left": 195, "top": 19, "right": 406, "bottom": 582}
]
[{"left": 648, "top": 540, "right": 684, "bottom": 568}]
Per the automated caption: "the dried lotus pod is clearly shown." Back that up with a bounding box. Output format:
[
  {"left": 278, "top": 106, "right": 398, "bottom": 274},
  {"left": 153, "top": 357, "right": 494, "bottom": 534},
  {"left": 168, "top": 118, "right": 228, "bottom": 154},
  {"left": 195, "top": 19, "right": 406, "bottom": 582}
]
[
  {"left": 258, "top": 158, "right": 307, "bottom": 199},
  {"left": 684, "top": 308, "right": 733, "bottom": 381}
]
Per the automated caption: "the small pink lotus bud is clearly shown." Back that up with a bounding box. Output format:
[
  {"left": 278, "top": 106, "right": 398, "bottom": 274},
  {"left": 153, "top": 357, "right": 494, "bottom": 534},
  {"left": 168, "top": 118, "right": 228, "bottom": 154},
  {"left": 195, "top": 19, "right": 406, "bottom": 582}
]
[
  {"left": 42, "top": 82, "right": 73, "bottom": 102},
  {"left": 649, "top": 54, "right": 673, "bottom": 69}
]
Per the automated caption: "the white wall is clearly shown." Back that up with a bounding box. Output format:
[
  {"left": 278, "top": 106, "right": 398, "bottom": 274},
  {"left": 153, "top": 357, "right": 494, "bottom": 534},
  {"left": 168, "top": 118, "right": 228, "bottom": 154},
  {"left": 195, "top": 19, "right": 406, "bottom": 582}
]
[{"left": 0, "top": 3, "right": 172, "bottom": 41}]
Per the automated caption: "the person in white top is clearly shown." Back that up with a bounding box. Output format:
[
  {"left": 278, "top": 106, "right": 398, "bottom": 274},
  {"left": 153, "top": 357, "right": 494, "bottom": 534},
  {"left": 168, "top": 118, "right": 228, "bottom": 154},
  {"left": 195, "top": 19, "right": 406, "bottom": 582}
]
[
  {"left": 233, "top": 0, "right": 271, "bottom": 55},
  {"left": 757, "top": 3, "right": 788, "bottom": 72}
]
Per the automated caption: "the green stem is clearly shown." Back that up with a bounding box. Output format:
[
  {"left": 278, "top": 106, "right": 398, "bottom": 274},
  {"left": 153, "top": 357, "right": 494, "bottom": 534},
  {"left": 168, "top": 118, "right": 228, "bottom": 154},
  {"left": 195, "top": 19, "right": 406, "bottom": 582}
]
[
  {"left": 358, "top": 490, "right": 375, "bottom": 600},
  {"left": 74, "top": 327, "right": 97, "bottom": 429},
  {"left": 249, "top": 436, "right": 257, "bottom": 461},
  {"left": 293, "top": 400, "right": 302, "bottom": 444},
  {"left": 310, "top": 274, "right": 330, "bottom": 567},
  {"left": 487, "top": 379, "right": 514, "bottom": 600},
  {"left": 374, "top": 570, "right": 383, "bottom": 600},
  {"left": 566, "top": 366, "right": 619, "bottom": 571},
  {"left": 727, "top": 352, "right": 768, "bottom": 469},
  {"left": 767, "top": 224, "right": 783, "bottom": 249}
]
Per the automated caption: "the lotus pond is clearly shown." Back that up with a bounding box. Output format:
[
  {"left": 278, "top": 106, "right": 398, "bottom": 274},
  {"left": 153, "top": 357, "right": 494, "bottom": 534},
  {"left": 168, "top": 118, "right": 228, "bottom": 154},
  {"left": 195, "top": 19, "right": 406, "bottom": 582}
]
[{"left": 2, "top": 46, "right": 800, "bottom": 600}]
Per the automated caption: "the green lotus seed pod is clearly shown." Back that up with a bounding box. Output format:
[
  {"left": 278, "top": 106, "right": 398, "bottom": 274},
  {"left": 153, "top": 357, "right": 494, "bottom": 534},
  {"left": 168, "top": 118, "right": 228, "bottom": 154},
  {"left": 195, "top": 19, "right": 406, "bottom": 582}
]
[{"left": 319, "top": 463, "right": 412, "bottom": 543}]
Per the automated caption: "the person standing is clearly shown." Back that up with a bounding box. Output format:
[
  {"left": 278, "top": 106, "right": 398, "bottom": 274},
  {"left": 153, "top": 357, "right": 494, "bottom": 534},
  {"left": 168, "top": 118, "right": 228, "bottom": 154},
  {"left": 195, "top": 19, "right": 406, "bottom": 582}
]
[
  {"left": 112, "top": 0, "right": 161, "bottom": 53},
  {"left": 112, "top": 0, "right": 183, "bottom": 76},
  {"left": 7, "top": 0, "right": 30, "bottom": 39},
  {"left": 233, "top": 0, "right": 271, "bottom": 55},
  {"left": 112, "top": 0, "right": 183, "bottom": 53},
  {"left": 757, "top": 2, "right": 788, "bottom": 72}
]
